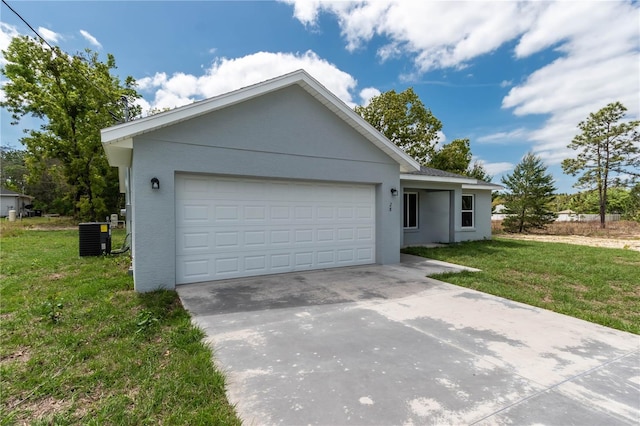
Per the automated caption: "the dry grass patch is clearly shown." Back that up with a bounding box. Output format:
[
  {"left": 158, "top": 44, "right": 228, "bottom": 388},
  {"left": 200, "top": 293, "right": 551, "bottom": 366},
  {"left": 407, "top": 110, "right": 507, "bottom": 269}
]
[{"left": 492, "top": 219, "right": 640, "bottom": 239}]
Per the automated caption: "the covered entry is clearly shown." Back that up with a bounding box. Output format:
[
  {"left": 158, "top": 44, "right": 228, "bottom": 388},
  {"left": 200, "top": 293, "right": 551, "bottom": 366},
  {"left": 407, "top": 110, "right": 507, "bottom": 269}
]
[{"left": 402, "top": 188, "right": 454, "bottom": 246}]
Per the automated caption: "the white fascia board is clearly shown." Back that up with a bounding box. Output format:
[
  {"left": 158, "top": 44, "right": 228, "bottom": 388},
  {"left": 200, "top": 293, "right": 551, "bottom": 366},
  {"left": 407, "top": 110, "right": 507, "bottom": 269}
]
[
  {"left": 462, "top": 183, "right": 504, "bottom": 191},
  {"left": 400, "top": 174, "right": 476, "bottom": 184}
]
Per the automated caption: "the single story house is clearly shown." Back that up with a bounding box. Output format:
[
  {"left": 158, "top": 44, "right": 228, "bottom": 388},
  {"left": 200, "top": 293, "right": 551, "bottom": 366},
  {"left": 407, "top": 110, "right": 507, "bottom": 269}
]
[
  {"left": 102, "top": 70, "right": 501, "bottom": 292},
  {"left": 0, "top": 187, "right": 33, "bottom": 218}
]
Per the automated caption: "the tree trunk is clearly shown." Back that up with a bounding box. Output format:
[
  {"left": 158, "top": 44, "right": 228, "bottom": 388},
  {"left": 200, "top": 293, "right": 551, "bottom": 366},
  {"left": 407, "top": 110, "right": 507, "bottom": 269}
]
[{"left": 600, "top": 179, "right": 608, "bottom": 229}]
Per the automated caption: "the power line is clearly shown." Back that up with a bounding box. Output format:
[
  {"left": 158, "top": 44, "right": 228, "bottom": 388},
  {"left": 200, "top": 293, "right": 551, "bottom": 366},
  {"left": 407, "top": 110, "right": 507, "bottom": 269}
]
[
  {"left": 1, "top": 0, "right": 54, "bottom": 51},
  {"left": 1, "top": 0, "right": 129, "bottom": 123}
]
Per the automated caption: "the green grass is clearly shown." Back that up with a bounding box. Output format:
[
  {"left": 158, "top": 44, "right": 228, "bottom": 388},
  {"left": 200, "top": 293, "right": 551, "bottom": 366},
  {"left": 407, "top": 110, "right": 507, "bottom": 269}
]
[
  {"left": 403, "top": 238, "right": 640, "bottom": 334},
  {"left": 0, "top": 225, "right": 240, "bottom": 425}
]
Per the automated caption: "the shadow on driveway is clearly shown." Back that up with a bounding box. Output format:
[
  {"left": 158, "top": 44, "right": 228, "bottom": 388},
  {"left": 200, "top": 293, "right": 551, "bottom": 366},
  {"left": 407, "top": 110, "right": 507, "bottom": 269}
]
[{"left": 177, "top": 254, "right": 639, "bottom": 426}]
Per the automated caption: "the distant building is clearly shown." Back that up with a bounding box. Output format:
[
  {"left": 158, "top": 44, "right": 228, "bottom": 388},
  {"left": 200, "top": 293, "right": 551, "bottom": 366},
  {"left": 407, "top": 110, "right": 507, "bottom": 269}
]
[
  {"left": 556, "top": 209, "right": 579, "bottom": 222},
  {"left": 0, "top": 187, "right": 33, "bottom": 217}
]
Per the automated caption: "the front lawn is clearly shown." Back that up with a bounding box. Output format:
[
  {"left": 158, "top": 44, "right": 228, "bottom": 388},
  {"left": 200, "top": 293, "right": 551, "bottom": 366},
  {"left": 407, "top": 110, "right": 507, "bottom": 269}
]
[
  {"left": 0, "top": 224, "right": 240, "bottom": 425},
  {"left": 404, "top": 238, "right": 640, "bottom": 334}
]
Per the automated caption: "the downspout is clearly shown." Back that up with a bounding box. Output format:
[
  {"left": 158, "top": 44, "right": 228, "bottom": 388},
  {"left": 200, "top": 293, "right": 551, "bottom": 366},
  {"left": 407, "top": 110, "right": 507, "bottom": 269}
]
[{"left": 122, "top": 96, "right": 134, "bottom": 274}]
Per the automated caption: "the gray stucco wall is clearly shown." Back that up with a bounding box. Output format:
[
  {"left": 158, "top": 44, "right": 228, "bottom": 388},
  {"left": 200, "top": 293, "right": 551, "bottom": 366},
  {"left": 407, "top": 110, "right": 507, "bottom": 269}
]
[
  {"left": 402, "top": 190, "right": 452, "bottom": 245},
  {"left": 129, "top": 85, "right": 402, "bottom": 292},
  {"left": 400, "top": 182, "right": 494, "bottom": 246},
  {"left": 458, "top": 188, "right": 493, "bottom": 242}
]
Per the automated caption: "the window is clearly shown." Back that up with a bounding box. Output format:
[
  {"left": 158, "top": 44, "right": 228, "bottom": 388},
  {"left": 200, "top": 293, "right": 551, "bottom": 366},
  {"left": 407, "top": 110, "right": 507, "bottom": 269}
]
[
  {"left": 461, "top": 194, "right": 474, "bottom": 228},
  {"left": 404, "top": 192, "right": 418, "bottom": 229}
]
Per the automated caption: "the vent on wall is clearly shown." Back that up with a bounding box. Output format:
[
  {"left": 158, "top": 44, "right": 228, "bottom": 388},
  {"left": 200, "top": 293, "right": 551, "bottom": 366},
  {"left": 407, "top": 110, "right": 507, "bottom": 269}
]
[{"left": 79, "top": 222, "right": 111, "bottom": 256}]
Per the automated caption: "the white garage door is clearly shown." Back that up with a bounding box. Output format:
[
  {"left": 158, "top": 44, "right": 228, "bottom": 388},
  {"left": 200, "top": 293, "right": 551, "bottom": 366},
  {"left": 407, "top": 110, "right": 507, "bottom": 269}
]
[{"left": 175, "top": 174, "right": 376, "bottom": 284}]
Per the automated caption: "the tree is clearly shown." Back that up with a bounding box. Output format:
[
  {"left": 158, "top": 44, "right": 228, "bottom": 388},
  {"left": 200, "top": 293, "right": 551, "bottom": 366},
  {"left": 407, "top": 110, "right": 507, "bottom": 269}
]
[
  {"left": 562, "top": 102, "right": 640, "bottom": 228},
  {"left": 355, "top": 90, "right": 492, "bottom": 180},
  {"left": 1, "top": 36, "right": 140, "bottom": 220},
  {"left": 501, "top": 153, "right": 556, "bottom": 233},
  {"left": 467, "top": 161, "right": 492, "bottom": 182},
  {"left": 427, "top": 138, "right": 492, "bottom": 181},
  {"left": 355, "top": 88, "right": 442, "bottom": 165},
  {"left": 0, "top": 146, "right": 28, "bottom": 192},
  {"left": 428, "top": 138, "right": 470, "bottom": 175},
  {"left": 0, "top": 145, "right": 72, "bottom": 213},
  {"left": 628, "top": 183, "right": 640, "bottom": 221}
]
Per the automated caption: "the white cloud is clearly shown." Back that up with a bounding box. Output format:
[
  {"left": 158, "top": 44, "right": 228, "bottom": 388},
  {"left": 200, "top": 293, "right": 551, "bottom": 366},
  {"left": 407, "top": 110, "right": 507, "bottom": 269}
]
[
  {"left": 478, "top": 161, "right": 514, "bottom": 178},
  {"left": 137, "top": 50, "right": 358, "bottom": 113},
  {"left": 281, "top": 0, "right": 324, "bottom": 26},
  {"left": 0, "top": 23, "right": 20, "bottom": 102},
  {"left": 433, "top": 130, "right": 447, "bottom": 150},
  {"left": 0, "top": 23, "right": 20, "bottom": 65},
  {"left": 282, "top": 1, "right": 639, "bottom": 168},
  {"left": 37, "top": 27, "right": 61, "bottom": 44},
  {"left": 504, "top": 1, "right": 639, "bottom": 164},
  {"left": 358, "top": 87, "right": 380, "bottom": 106},
  {"left": 283, "top": 1, "right": 539, "bottom": 69},
  {"left": 79, "top": 30, "right": 102, "bottom": 49},
  {"left": 137, "top": 72, "right": 168, "bottom": 91},
  {"left": 477, "top": 128, "right": 529, "bottom": 144}
]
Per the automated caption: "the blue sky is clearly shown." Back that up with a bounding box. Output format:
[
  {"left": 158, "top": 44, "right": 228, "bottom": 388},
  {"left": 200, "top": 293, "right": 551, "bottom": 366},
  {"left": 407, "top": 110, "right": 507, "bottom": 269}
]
[{"left": 1, "top": 1, "right": 639, "bottom": 193}]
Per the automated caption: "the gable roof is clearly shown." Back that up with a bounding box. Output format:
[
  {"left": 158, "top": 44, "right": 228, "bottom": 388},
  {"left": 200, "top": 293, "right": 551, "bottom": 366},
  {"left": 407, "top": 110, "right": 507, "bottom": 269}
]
[
  {"left": 409, "top": 166, "right": 475, "bottom": 180},
  {"left": 401, "top": 166, "right": 503, "bottom": 190},
  {"left": 0, "top": 187, "right": 33, "bottom": 198},
  {"left": 101, "top": 69, "right": 420, "bottom": 173}
]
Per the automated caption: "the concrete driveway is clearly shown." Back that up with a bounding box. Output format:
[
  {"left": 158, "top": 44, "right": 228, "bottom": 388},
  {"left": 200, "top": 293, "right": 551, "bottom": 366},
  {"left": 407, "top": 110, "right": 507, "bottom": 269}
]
[{"left": 177, "top": 254, "right": 640, "bottom": 425}]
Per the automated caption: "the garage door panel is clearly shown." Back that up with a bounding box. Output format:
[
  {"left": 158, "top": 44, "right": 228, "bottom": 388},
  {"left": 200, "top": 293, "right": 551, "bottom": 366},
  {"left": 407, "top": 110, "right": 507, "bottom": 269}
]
[
  {"left": 270, "top": 253, "right": 291, "bottom": 269},
  {"left": 179, "top": 257, "right": 210, "bottom": 280},
  {"left": 244, "top": 205, "right": 267, "bottom": 221},
  {"left": 358, "top": 247, "right": 374, "bottom": 261},
  {"left": 337, "top": 249, "right": 355, "bottom": 262},
  {"left": 182, "top": 232, "right": 209, "bottom": 249},
  {"left": 176, "top": 175, "right": 375, "bottom": 284},
  {"left": 357, "top": 206, "right": 374, "bottom": 219},
  {"left": 179, "top": 203, "right": 210, "bottom": 223},
  {"left": 295, "top": 252, "right": 314, "bottom": 267}
]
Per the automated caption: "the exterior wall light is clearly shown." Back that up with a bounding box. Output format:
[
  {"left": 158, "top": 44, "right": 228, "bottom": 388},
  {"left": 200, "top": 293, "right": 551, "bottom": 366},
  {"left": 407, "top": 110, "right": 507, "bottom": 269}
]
[
  {"left": 151, "top": 177, "right": 160, "bottom": 190},
  {"left": 390, "top": 188, "right": 398, "bottom": 196}
]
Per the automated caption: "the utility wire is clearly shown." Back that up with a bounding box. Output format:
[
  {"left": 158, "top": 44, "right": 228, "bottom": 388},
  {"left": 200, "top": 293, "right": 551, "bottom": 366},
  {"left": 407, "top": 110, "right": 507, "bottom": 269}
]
[
  {"left": 1, "top": 0, "right": 54, "bottom": 50},
  {"left": 1, "top": 0, "right": 129, "bottom": 123}
]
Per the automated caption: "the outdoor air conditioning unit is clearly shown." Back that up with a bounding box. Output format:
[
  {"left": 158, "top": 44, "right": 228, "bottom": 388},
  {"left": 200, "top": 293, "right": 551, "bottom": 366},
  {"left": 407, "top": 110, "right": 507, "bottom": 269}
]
[{"left": 79, "top": 222, "right": 111, "bottom": 256}]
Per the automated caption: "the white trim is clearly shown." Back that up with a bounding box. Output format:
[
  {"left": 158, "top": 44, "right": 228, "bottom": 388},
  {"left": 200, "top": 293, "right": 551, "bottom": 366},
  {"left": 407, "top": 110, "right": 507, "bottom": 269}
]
[
  {"left": 401, "top": 174, "right": 476, "bottom": 184},
  {"left": 402, "top": 173, "right": 503, "bottom": 189},
  {"left": 462, "top": 182, "right": 503, "bottom": 190},
  {"left": 403, "top": 192, "right": 419, "bottom": 229},
  {"left": 102, "top": 70, "right": 420, "bottom": 173},
  {"left": 461, "top": 193, "right": 475, "bottom": 229}
]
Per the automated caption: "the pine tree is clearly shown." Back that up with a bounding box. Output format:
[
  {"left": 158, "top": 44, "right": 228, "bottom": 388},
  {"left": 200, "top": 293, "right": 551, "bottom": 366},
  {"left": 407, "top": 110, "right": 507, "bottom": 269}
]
[
  {"left": 501, "top": 153, "right": 556, "bottom": 233},
  {"left": 562, "top": 102, "right": 640, "bottom": 228}
]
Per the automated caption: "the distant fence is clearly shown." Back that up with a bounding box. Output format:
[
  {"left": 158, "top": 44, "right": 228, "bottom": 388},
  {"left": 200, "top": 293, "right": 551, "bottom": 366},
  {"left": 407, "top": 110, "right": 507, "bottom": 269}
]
[
  {"left": 555, "top": 213, "right": 621, "bottom": 222},
  {"left": 491, "top": 213, "right": 621, "bottom": 222}
]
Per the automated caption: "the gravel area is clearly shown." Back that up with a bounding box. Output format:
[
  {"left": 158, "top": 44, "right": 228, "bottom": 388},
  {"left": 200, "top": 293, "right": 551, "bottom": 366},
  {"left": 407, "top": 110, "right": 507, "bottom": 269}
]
[{"left": 497, "top": 234, "right": 640, "bottom": 252}]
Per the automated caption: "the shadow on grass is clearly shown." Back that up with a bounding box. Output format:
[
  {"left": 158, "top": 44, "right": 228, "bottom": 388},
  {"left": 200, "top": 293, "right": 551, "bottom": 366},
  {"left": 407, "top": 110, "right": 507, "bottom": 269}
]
[{"left": 403, "top": 239, "right": 530, "bottom": 258}]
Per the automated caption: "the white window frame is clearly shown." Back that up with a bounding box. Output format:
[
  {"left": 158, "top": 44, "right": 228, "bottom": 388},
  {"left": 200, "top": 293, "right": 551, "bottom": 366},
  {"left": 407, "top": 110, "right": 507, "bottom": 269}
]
[
  {"left": 403, "top": 192, "right": 418, "bottom": 229},
  {"left": 461, "top": 194, "right": 474, "bottom": 228}
]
